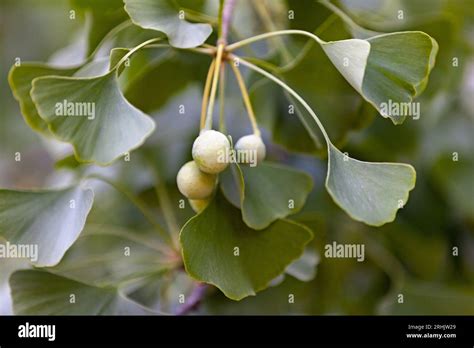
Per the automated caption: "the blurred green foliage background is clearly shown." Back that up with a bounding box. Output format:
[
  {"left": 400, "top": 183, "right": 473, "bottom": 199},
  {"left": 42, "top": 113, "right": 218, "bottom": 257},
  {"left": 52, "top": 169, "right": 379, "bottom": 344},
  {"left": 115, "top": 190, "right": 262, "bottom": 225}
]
[{"left": 1, "top": 0, "right": 473, "bottom": 314}]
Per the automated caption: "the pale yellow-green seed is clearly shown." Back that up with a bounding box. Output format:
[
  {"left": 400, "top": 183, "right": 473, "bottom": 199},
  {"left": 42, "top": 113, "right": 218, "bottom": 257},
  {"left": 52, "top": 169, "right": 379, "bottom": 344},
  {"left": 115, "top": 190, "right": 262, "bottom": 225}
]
[
  {"left": 192, "top": 130, "right": 230, "bottom": 174},
  {"left": 234, "top": 134, "right": 266, "bottom": 165},
  {"left": 176, "top": 161, "right": 216, "bottom": 199}
]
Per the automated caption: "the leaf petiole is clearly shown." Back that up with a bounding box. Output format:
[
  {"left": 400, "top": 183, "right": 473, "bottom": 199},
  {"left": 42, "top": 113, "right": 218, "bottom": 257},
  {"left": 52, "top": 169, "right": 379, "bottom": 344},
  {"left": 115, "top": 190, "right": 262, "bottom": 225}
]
[
  {"left": 218, "top": 63, "right": 227, "bottom": 133},
  {"left": 112, "top": 39, "right": 215, "bottom": 73},
  {"left": 204, "top": 43, "right": 225, "bottom": 130},
  {"left": 113, "top": 38, "right": 164, "bottom": 71},
  {"left": 228, "top": 61, "right": 261, "bottom": 136},
  {"left": 226, "top": 29, "right": 326, "bottom": 52},
  {"left": 200, "top": 59, "right": 216, "bottom": 130},
  {"left": 231, "top": 54, "right": 330, "bottom": 144},
  {"left": 145, "top": 44, "right": 215, "bottom": 56}
]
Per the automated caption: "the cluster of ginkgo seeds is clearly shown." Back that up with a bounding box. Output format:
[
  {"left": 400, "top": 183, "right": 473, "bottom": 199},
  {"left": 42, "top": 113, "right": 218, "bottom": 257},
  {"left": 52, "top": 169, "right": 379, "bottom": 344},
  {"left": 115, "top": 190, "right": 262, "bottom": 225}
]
[
  {"left": 176, "top": 45, "right": 267, "bottom": 213},
  {"left": 177, "top": 130, "right": 266, "bottom": 212}
]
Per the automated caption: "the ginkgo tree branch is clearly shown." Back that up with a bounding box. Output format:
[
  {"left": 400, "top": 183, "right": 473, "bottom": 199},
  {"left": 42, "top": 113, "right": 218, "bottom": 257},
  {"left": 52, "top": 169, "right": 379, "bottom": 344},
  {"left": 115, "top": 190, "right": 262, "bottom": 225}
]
[{"left": 220, "top": 0, "right": 237, "bottom": 44}]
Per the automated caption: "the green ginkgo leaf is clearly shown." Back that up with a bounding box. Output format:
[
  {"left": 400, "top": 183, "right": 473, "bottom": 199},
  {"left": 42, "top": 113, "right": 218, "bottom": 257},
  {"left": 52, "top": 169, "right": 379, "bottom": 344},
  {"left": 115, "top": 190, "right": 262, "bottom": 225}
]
[
  {"left": 220, "top": 162, "right": 313, "bottom": 229},
  {"left": 30, "top": 70, "right": 156, "bottom": 164},
  {"left": 180, "top": 192, "right": 313, "bottom": 300},
  {"left": 319, "top": 0, "right": 382, "bottom": 39},
  {"left": 239, "top": 162, "right": 313, "bottom": 230},
  {"left": 124, "top": 0, "right": 212, "bottom": 48},
  {"left": 363, "top": 32, "right": 438, "bottom": 122},
  {"left": 278, "top": 17, "right": 370, "bottom": 148},
  {"left": 8, "top": 63, "right": 80, "bottom": 134},
  {"left": 322, "top": 39, "right": 371, "bottom": 92},
  {"left": 0, "top": 186, "right": 94, "bottom": 267},
  {"left": 237, "top": 35, "right": 419, "bottom": 227},
  {"left": 326, "top": 143, "right": 416, "bottom": 226},
  {"left": 220, "top": 163, "right": 244, "bottom": 209},
  {"left": 10, "top": 270, "right": 154, "bottom": 315},
  {"left": 322, "top": 31, "right": 438, "bottom": 124},
  {"left": 72, "top": 57, "right": 110, "bottom": 78},
  {"left": 432, "top": 156, "right": 474, "bottom": 220},
  {"left": 379, "top": 280, "right": 474, "bottom": 315}
]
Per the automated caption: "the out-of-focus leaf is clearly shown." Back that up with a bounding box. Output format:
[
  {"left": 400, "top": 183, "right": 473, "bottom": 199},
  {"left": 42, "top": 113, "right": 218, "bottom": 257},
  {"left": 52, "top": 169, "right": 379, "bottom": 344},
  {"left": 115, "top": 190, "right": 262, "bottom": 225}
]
[
  {"left": 49, "top": 225, "right": 179, "bottom": 287},
  {"left": 336, "top": 0, "right": 446, "bottom": 31},
  {"left": 0, "top": 186, "right": 94, "bottom": 267},
  {"left": 379, "top": 280, "right": 474, "bottom": 315},
  {"left": 375, "top": 221, "right": 448, "bottom": 280},
  {"left": 125, "top": 270, "right": 196, "bottom": 314},
  {"left": 250, "top": 78, "right": 323, "bottom": 154},
  {"left": 203, "top": 276, "right": 319, "bottom": 314},
  {"left": 175, "top": 0, "right": 207, "bottom": 12},
  {"left": 180, "top": 192, "right": 313, "bottom": 300},
  {"left": 123, "top": 51, "right": 207, "bottom": 113},
  {"left": 286, "top": 248, "right": 320, "bottom": 282},
  {"left": 346, "top": 114, "right": 419, "bottom": 162},
  {"left": 0, "top": 239, "right": 30, "bottom": 315},
  {"left": 287, "top": 0, "right": 333, "bottom": 34},
  {"left": 10, "top": 270, "right": 154, "bottom": 315},
  {"left": 72, "top": 0, "right": 129, "bottom": 55},
  {"left": 93, "top": 22, "right": 162, "bottom": 58},
  {"left": 432, "top": 156, "right": 474, "bottom": 220},
  {"left": 320, "top": 0, "right": 381, "bottom": 39},
  {"left": 124, "top": 0, "right": 212, "bottom": 48}
]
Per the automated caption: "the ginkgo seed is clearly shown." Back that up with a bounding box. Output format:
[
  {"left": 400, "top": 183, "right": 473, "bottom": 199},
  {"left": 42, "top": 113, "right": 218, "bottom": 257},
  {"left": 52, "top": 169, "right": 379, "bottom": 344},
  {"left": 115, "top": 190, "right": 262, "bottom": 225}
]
[
  {"left": 192, "top": 130, "right": 230, "bottom": 174},
  {"left": 176, "top": 161, "right": 216, "bottom": 199},
  {"left": 235, "top": 134, "right": 266, "bottom": 164}
]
